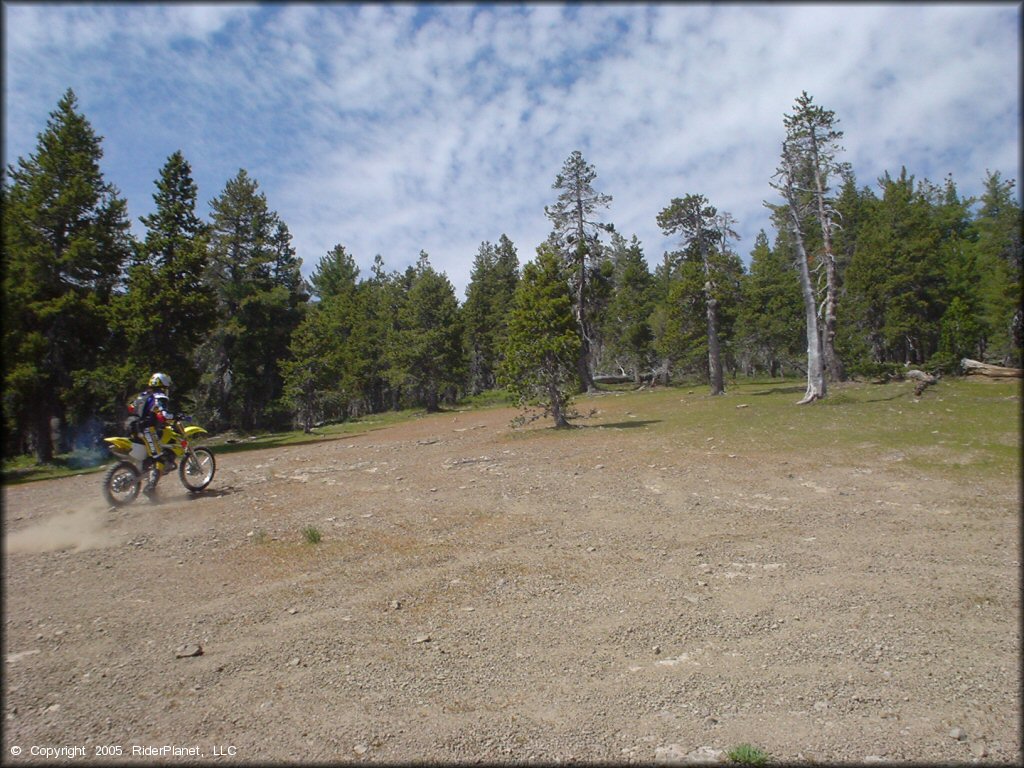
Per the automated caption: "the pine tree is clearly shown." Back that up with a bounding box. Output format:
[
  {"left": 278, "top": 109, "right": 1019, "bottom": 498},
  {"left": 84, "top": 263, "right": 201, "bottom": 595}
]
[
  {"left": 118, "top": 150, "right": 214, "bottom": 403},
  {"left": 648, "top": 249, "right": 679, "bottom": 385},
  {"left": 281, "top": 244, "right": 362, "bottom": 431},
  {"left": 193, "top": 169, "right": 307, "bottom": 430},
  {"left": 463, "top": 235, "right": 520, "bottom": 394},
  {"left": 309, "top": 244, "right": 360, "bottom": 300},
  {"left": 544, "top": 150, "right": 614, "bottom": 392},
  {"left": 390, "top": 253, "right": 465, "bottom": 412},
  {"left": 358, "top": 255, "right": 407, "bottom": 413},
  {"left": 932, "top": 175, "right": 984, "bottom": 371},
  {"left": 656, "top": 194, "right": 738, "bottom": 395},
  {"left": 832, "top": 170, "right": 872, "bottom": 277},
  {"left": 2, "top": 89, "right": 133, "bottom": 460},
  {"left": 499, "top": 244, "right": 581, "bottom": 428},
  {"left": 735, "top": 231, "right": 804, "bottom": 377},
  {"left": 601, "top": 233, "right": 655, "bottom": 382},
  {"left": 841, "top": 169, "right": 950, "bottom": 370},
  {"left": 651, "top": 250, "right": 710, "bottom": 380},
  {"left": 309, "top": 244, "right": 373, "bottom": 418},
  {"left": 972, "top": 171, "right": 1022, "bottom": 365}
]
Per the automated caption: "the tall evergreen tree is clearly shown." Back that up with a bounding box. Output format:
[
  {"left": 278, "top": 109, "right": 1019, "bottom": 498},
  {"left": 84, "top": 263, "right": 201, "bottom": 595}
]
[
  {"left": 281, "top": 244, "right": 363, "bottom": 431},
  {"left": 972, "top": 171, "right": 1022, "bottom": 365},
  {"left": 193, "top": 169, "right": 307, "bottom": 430},
  {"left": 648, "top": 248, "right": 680, "bottom": 385},
  {"left": 309, "top": 243, "right": 360, "bottom": 300},
  {"left": 735, "top": 231, "right": 804, "bottom": 377},
  {"left": 357, "top": 255, "right": 408, "bottom": 413},
  {"left": 119, "top": 150, "right": 214, "bottom": 403},
  {"left": 390, "top": 252, "right": 465, "bottom": 412},
  {"left": 463, "top": 235, "right": 520, "bottom": 394},
  {"left": 2, "top": 89, "right": 133, "bottom": 460},
  {"left": 932, "top": 175, "right": 984, "bottom": 370},
  {"left": 841, "top": 169, "right": 952, "bottom": 369},
  {"left": 651, "top": 249, "right": 711, "bottom": 381},
  {"left": 544, "top": 150, "right": 614, "bottom": 392},
  {"left": 601, "top": 233, "right": 655, "bottom": 383},
  {"left": 832, "top": 170, "right": 872, "bottom": 277},
  {"left": 656, "top": 194, "right": 738, "bottom": 395},
  {"left": 499, "top": 244, "right": 581, "bottom": 428}
]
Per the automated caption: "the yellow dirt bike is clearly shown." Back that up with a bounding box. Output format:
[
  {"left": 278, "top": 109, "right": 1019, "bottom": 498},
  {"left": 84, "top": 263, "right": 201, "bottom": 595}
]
[{"left": 102, "top": 416, "right": 216, "bottom": 507}]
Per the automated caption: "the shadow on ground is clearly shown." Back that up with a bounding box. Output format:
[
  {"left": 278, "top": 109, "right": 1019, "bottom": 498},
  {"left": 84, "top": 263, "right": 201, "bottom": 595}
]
[{"left": 591, "top": 420, "right": 662, "bottom": 430}]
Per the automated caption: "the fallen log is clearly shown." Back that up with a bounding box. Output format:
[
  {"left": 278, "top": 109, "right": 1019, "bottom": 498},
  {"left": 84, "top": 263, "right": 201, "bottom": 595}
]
[
  {"left": 961, "top": 359, "right": 1024, "bottom": 378},
  {"left": 906, "top": 369, "right": 937, "bottom": 384},
  {"left": 906, "top": 369, "right": 938, "bottom": 396}
]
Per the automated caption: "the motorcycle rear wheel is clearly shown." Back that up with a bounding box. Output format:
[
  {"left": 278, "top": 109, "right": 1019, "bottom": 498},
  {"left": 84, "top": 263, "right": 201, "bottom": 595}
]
[
  {"left": 103, "top": 461, "right": 141, "bottom": 507},
  {"left": 179, "top": 447, "right": 215, "bottom": 493}
]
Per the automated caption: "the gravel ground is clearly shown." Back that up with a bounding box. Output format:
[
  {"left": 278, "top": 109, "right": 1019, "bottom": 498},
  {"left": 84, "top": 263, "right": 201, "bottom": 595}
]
[{"left": 3, "top": 390, "right": 1020, "bottom": 765}]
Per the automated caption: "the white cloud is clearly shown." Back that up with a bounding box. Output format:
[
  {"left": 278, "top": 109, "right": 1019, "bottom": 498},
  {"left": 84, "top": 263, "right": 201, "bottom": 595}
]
[{"left": 3, "top": 2, "right": 1019, "bottom": 298}]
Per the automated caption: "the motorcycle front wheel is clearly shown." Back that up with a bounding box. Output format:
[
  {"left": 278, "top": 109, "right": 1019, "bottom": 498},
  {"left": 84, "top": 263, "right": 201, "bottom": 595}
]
[
  {"left": 103, "top": 461, "right": 141, "bottom": 507},
  {"left": 179, "top": 447, "right": 215, "bottom": 493}
]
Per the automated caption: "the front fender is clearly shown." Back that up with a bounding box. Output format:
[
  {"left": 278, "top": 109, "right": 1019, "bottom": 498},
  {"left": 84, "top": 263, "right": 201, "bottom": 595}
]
[{"left": 182, "top": 425, "right": 208, "bottom": 439}]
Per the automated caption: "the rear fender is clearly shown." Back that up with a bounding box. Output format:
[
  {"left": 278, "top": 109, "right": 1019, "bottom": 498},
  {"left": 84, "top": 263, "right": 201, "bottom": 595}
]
[
  {"left": 104, "top": 436, "right": 134, "bottom": 452},
  {"left": 105, "top": 437, "right": 148, "bottom": 461}
]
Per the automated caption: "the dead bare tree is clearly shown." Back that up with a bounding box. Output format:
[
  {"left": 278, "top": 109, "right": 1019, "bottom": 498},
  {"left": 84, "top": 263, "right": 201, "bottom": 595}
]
[
  {"left": 770, "top": 142, "right": 827, "bottom": 403},
  {"left": 783, "top": 91, "right": 847, "bottom": 383}
]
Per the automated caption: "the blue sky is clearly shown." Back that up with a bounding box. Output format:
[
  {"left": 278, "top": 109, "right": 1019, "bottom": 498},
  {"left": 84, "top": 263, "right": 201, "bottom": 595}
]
[{"left": 3, "top": 2, "right": 1020, "bottom": 298}]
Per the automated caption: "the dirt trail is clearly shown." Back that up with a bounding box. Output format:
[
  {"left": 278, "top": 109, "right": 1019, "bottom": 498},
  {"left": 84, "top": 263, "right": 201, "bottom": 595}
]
[{"left": 3, "top": 396, "right": 1020, "bottom": 764}]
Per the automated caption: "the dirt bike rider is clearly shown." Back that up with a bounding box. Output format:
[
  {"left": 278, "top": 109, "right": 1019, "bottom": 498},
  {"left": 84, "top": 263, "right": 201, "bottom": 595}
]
[{"left": 132, "top": 373, "right": 177, "bottom": 496}]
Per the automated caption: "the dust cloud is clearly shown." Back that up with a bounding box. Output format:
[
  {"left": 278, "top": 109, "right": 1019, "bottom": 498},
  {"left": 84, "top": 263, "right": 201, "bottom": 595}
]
[{"left": 4, "top": 503, "right": 117, "bottom": 555}]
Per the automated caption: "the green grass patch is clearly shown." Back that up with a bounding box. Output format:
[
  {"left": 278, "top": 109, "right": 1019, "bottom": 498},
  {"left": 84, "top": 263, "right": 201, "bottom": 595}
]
[
  {"left": 572, "top": 376, "right": 1020, "bottom": 480},
  {"left": 0, "top": 452, "right": 110, "bottom": 485},
  {"left": 457, "top": 389, "right": 514, "bottom": 409},
  {"left": 728, "top": 743, "right": 769, "bottom": 765},
  {"left": 249, "top": 529, "right": 269, "bottom": 545},
  {"left": 302, "top": 526, "right": 323, "bottom": 545},
  {"left": 4, "top": 377, "right": 1019, "bottom": 485}
]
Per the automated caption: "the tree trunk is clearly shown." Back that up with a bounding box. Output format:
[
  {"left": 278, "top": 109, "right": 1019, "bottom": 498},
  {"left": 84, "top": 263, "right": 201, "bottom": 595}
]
[
  {"left": 549, "top": 383, "right": 570, "bottom": 428},
  {"left": 425, "top": 388, "right": 440, "bottom": 413},
  {"left": 706, "top": 294, "right": 725, "bottom": 395},
  {"left": 812, "top": 143, "right": 844, "bottom": 383},
  {"left": 577, "top": 343, "right": 596, "bottom": 393},
  {"left": 822, "top": 255, "right": 844, "bottom": 382},
  {"left": 33, "top": 410, "right": 54, "bottom": 464},
  {"left": 573, "top": 240, "right": 596, "bottom": 394},
  {"left": 906, "top": 369, "right": 938, "bottom": 396},
  {"left": 786, "top": 203, "right": 826, "bottom": 403},
  {"left": 701, "top": 235, "right": 725, "bottom": 396},
  {"left": 961, "top": 358, "right": 1023, "bottom": 377}
]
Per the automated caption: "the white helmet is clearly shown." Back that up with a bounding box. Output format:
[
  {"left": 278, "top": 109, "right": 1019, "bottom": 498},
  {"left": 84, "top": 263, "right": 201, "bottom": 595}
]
[{"left": 148, "top": 372, "right": 173, "bottom": 390}]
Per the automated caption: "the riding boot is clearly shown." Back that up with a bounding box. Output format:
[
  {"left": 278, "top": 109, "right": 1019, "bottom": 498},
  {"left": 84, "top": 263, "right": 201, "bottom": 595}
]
[
  {"left": 162, "top": 448, "right": 177, "bottom": 472},
  {"left": 143, "top": 467, "right": 159, "bottom": 497},
  {"left": 142, "top": 427, "right": 162, "bottom": 497}
]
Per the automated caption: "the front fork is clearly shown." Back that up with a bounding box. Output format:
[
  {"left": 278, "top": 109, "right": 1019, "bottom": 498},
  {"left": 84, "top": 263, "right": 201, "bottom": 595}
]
[{"left": 181, "top": 446, "right": 203, "bottom": 474}]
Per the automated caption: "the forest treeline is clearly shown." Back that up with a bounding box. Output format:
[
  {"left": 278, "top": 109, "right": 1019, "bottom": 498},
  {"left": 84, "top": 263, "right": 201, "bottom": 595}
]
[{"left": 4, "top": 89, "right": 1022, "bottom": 461}]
